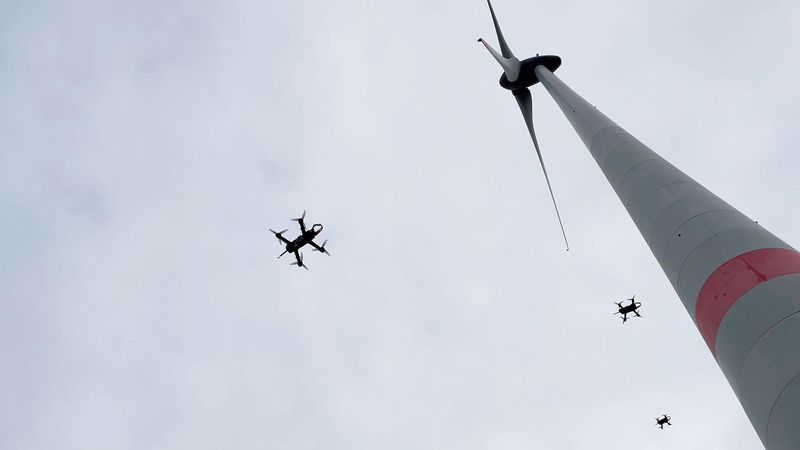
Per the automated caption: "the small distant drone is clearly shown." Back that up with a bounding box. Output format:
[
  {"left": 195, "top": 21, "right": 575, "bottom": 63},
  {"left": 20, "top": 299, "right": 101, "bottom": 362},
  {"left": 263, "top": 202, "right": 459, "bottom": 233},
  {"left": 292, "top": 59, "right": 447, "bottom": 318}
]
[
  {"left": 613, "top": 295, "right": 642, "bottom": 324},
  {"left": 269, "top": 210, "right": 329, "bottom": 270},
  {"left": 655, "top": 414, "right": 672, "bottom": 429}
]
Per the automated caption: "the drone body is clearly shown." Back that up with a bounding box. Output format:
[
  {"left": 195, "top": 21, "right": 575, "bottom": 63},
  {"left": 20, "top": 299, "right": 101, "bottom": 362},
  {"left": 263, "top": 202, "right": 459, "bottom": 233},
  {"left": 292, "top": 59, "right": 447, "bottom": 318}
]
[
  {"left": 613, "top": 295, "right": 642, "bottom": 324},
  {"left": 269, "top": 210, "right": 329, "bottom": 270}
]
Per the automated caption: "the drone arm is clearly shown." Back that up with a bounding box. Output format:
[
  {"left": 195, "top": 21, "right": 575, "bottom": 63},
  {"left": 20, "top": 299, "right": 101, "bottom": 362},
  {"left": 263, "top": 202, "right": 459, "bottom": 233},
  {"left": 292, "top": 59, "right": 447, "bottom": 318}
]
[
  {"left": 292, "top": 211, "right": 308, "bottom": 234},
  {"left": 269, "top": 228, "right": 291, "bottom": 244},
  {"left": 308, "top": 240, "right": 330, "bottom": 255},
  {"left": 289, "top": 251, "right": 309, "bottom": 270}
]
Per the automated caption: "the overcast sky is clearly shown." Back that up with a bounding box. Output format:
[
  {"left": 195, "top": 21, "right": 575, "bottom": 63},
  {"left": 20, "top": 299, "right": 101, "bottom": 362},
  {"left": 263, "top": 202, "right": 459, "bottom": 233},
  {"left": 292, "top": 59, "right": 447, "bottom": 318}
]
[{"left": 3, "top": 0, "right": 800, "bottom": 449}]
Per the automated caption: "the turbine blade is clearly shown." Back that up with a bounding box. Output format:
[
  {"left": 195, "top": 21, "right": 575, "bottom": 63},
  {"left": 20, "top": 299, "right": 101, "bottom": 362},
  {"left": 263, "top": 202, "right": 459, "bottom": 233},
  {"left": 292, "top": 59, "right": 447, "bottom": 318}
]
[
  {"left": 486, "top": 0, "right": 514, "bottom": 59},
  {"left": 513, "top": 88, "right": 570, "bottom": 251},
  {"left": 477, "top": 38, "right": 520, "bottom": 82}
]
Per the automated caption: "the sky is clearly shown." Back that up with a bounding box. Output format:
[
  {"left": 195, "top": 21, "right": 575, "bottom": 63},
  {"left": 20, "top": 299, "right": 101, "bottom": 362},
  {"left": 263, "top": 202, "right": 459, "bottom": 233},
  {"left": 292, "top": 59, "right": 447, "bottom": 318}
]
[{"left": 3, "top": 0, "right": 800, "bottom": 449}]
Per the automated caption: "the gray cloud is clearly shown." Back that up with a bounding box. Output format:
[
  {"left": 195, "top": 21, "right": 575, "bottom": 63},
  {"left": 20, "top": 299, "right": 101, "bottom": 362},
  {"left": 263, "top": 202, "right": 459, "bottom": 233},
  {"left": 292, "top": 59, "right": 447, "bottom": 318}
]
[{"left": 3, "top": 0, "right": 797, "bottom": 449}]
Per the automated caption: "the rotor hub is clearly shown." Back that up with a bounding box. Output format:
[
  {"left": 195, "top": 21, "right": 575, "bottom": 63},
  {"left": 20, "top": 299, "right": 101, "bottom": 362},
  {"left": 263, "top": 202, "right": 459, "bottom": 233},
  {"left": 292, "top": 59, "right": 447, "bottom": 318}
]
[{"left": 499, "top": 55, "right": 561, "bottom": 91}]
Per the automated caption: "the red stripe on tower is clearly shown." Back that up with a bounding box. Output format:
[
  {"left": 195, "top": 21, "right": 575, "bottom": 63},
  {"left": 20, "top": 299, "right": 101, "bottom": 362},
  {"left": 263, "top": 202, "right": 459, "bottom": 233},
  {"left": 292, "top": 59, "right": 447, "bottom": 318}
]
[{"left": 695, "top": 248, "right": 800, "bottom": 356}]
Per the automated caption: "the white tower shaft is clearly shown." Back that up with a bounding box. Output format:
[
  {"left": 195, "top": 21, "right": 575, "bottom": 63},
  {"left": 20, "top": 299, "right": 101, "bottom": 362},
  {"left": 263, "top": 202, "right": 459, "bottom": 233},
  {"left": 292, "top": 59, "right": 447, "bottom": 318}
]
[{"left": 535, "top": 65, "right": 800, "bottom": 449}]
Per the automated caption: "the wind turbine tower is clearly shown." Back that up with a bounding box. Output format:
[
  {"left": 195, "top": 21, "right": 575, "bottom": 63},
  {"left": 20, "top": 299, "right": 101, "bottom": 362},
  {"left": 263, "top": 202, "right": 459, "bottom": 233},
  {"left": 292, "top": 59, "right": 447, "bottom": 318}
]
[{"left": 479, "top": 2, "right": 800, "bottom": 449}]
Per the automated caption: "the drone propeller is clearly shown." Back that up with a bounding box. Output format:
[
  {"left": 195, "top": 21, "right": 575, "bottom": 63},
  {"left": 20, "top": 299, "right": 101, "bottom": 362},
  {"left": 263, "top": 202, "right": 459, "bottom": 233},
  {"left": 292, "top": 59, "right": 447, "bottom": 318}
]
[
  {"left": 313, "top": 239, "right": 330, "bottom": 255},
  {"left": 269, "top": 229, "right": 289, "bottom": 259},
  {"left": 291, "top": 252, "right": 309, "bottom": 270},
  {"left": 292, "top": 210, "right": 307, "bottom": 223},
  {"left": 479, "top": 0, "right": 569, "bottom": 251},
  {"left": 269, "top": 228, "right": 288, "bottom": 237}
]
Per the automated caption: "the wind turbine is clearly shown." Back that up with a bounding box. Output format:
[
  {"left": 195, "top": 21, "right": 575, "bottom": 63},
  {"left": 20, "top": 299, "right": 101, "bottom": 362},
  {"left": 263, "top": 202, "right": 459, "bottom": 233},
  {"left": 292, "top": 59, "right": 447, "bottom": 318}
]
[
  {"left": 478, "top": 0, "right": 569, "bottom": 251},
  {"left": 476, "top": 2, "right": 800, "bottom": 447}
]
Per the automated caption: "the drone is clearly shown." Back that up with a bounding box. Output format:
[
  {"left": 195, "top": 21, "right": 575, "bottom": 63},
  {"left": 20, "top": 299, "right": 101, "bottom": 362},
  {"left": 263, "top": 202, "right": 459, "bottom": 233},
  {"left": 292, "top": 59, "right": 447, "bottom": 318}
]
[
  {"left": 269, "top": 210, "right": 329, "bottom": 270},
  {"left": 655, "top": 414, "right": 672, "bottom": 429},
  {"left": 613, "top": 295, "right": 642, "bottom": 323}
]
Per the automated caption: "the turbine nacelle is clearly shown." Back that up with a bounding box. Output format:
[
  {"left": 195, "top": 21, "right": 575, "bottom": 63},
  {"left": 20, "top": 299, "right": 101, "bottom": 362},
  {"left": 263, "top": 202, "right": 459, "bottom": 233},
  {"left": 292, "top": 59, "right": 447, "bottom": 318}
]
[
  {"left": 499, "top": 55, "right": 561, "bottom": 91},
  {"left": 478, "top": 38, "right": 561, "bottom": 90}
]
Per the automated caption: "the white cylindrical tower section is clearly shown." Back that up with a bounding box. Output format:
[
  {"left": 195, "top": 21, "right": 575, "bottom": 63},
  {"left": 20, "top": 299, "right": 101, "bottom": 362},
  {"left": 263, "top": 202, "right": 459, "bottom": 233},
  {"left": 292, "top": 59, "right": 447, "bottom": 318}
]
[{"left": 534, "top": 65, "right": 800, "bottom": 449}]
